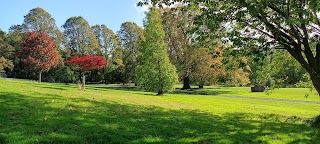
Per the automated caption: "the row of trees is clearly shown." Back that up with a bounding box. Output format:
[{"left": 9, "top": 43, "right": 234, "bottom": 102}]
[
  {"left": 139, "top": 0, "right": 320, "bottom": 95},
  {"left": 0, "top": 8, "right": 144, "bottom": 85},
  {"left": 0, "top": 6, "right": 310, "bottom": 94}
]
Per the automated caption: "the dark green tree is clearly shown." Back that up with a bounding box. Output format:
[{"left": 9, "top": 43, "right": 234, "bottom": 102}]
[
  {"left": 136, "top": 8, "right": 178, "bottom": 95},
  {"left": 54, "top": 66, "right": 76, "bottom": 84}
]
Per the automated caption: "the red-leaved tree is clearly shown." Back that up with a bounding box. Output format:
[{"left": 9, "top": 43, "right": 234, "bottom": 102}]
[
  {"left": 66, "top": 55, "right": 107, "bottom": 90},
  {"left": 18, "top": 31, "right": 60, "bottom": 82}
]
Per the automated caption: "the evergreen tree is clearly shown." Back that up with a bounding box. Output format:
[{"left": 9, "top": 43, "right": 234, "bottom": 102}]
[{"left": 136, "top": 8, "right": 178, "bottom": 95}]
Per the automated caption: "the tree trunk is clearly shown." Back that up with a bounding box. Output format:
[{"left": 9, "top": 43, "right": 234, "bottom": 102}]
[
  {"left": 287, "top": 48, "right": 320, "bottom": 95},
  {"left": 199, "top": 85, "right": 204, "bottom": 89},
  {"left": 81, "top": 73, "right": 85, "bottom": 90},
  {"left": 308, "top": 72, "right": 320, "bottom": 95},
  {"left": 157, "top": 60, "right": 164, "bottom": 95},
  {"left": 182, "top": 76, "right": 191, "bottom": 90},
  {"left": 38, "top": 71, "right": 42, "bottom": 83},
  {"left": 157, "top": 89, "right": 164, "bottom": 96}
]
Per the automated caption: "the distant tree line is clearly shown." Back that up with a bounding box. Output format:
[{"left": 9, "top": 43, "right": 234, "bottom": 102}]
[{"left": 0, "top": 7, "right": 309, "bottom": 94}]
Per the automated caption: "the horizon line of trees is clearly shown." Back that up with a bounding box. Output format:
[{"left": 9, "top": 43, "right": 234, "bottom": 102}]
[{"left": 0, "top": 7, "right": 310, "bottom": 94}]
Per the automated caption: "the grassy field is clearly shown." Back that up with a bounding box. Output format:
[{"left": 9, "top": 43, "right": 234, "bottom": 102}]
[
  {"left": 0, "top": 79, "right": 320, "bottom": 143},
  {"left": 173, "top": 85, "right": 320, "bottom": 102}
]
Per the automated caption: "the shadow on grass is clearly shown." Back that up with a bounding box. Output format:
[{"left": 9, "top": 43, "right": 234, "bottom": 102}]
[
  {"left": 0, "top": 92, "right": 319, "bottom": 143},
  {"left": 27, "top": 82, "right": 79, "bottom": 91},
  {"left": 88, "top": 85, "right": 141, "bottom": 92},
  {"left": 170, "top": 88, "right": 235, "bottom": 96},
  {"left": 32, "top": 85, "right": 69, "bottom": 91},
  {"left": 88, "top": 85, "right": 235, "bottom": 96}
]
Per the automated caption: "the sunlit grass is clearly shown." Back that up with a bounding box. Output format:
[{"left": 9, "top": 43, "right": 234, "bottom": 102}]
[
  {"left": 173, "top": 84, "right": 320, "bottom": 102},
  {"left": 0, "top": 79, "right": 319, "bottom": 143}
]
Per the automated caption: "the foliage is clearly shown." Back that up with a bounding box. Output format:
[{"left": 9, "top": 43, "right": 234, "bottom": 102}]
[
  {"left": 117, "top": 22, "right": 144, "bottom": 84},
  {"left": 102, "top": 62, "right": 124, "bottom": 84},
  {"left": 142, "top": 0, "right": 320, "bottom": 95},
  {"left": 271, "top": 50, "right": 307, "bottom": 86},
  {"left": 87, "top": 25, "right": 124, "bottom": 83},
  {"left": 18, "top": 31, "right": 60, "bottom": 82},
  {"left": 220, "top": 46, "right": 250, "bottom": 86},
  {"left": 0, "top": 30, "right": 14, "bottom": 73},
  {"left": 92, "top": 24, "right": 120, "bottom": 59},
  {"left": 54, "top": 66, "right": 76, "bottom": 83},
  {"left": 62, "top": 16, "right": 100, "bottom": 56},
  {"left": 247, "top": 47, "right": 272, "bottom": 85},
  {"left": 136, "top": 9, "right": 178, "bottom": 95},
  {"left": 265, "top": 76, "right": 275, "bottom": 89},
  {"left": 0, "top": 57, "right": 13, "bottom": 73},
  {"left": 65, "top": 55, "right": 107, "bottom": 73},
  {"left": 4, "top": 31, "right": 31, "bottom": 79},
  {"left": 189, "top": 48, "right": 223, "bottom": 87},
  {"left": 22, "top": 7, "right": 65, "bottom": 46},
  {"left": 161, "top": 7, "right": 197, "bottom": 88},
  {"left": 295, "top": 73, "right": 313, "bottom": 88},
  {"left": 66, "top": 55, "right": 107, "bottom": 90}
]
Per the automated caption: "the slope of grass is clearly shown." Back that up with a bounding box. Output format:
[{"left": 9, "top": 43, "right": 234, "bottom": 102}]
[{"left": 0, "top": 79, "right": 319, "bottom": 143}]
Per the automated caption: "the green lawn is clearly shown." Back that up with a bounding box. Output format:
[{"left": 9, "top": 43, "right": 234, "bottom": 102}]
[
  {"left": 173, "top": 85, "right": 320, "bottom": 102},
  {"left": 0, "top": 79, "right": 320, "bottom": 143}
]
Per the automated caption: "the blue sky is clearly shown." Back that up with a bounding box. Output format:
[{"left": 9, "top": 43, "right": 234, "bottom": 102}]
[{"left": 0, "top": 0, "right": 148, "bottom": 33}]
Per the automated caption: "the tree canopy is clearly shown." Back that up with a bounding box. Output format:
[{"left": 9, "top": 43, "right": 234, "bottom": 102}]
[
  {"left": 18, "top": 31, "right": 60, "bottom": 82},
  {"left": 136, "top": 8, "right": 178, "bottom": 95},
  {"left": 23, "top": 7, "right": 64, "bottom": 45},
  {"left": 62, "top": 16, "right": 100, "bottom": 56},
  {"left": 66, "top": 55, "right": 107, "bottom": 90},
  {"left": 139, "top": 0, "right": 320, "bottom": 95}
]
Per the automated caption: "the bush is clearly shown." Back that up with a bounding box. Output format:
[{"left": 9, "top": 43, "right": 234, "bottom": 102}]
[
  {"left": 312, "top": 115, "right": 320, "bottom": 129},
  {"left": 265, "top": 76, "right": 275, "bottom": 89},
  {"left": 294, "top": 73, "right": 312, "bottom": 88},
  {"left": 54, "top": 66, "right": 76, "bottom": 84}
]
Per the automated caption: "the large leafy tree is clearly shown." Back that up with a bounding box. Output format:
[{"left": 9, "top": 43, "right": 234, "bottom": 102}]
[
  {"left": 161, "top": 7, "right": 193, "bottom": 89},
  {"left": 0, "top": 30, "right": 14, "bottom": 73},
  {"left": 222, "top": 47, "right": 251, "bottom": 86},
  {"left": 22, "top": 7, "right": 64, "bottom": 45},
  {"left": 91, "top": 24, "right": 127, "bottom": 84},
  {"left": 18, "top": 31, "right": 60, "bottom": 82},
  {"left": 141, "top": 0, "right": 320, "bottom": 95},
  {"left": 62, "top": 16, "right": 100, "bottom": 56},
  {"left": 136, "top": 8, "right": 178, "bottom": 95},
  {"left": 7, "top": 8, "right": 64, "bottom": 81},
  {"left": 189, "top": 48, "right": 224, "bottom": 88},
  {"left": 5, "top": 26, "right": 28, "bottom": 79},
  {"left": 117, "top": 22, "right": 144, "bottom": 84},
  {"left": 66, "top": 55, "right": 107, "bottom": 90},
  {"left": 92, "top": 24, "right": 120, "bottom": 59},
  {"left": 270, "top": 50, "right": 307, "bottom": 86}
]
